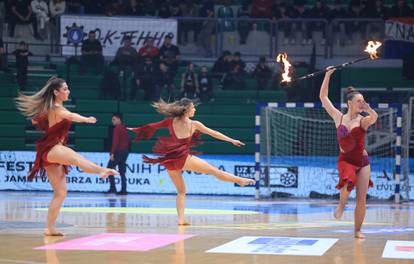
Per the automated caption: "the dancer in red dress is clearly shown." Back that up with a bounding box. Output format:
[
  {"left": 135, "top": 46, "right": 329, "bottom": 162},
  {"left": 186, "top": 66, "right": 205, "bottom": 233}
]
[
  {"left": 320, "top": 68, "right": 378, "bottom": 239},
  {"left": 129, "top": 98, "right": 256, "bottom": 225},
  {"left": 16, "top": 76, "right": 118, "bottom": 236}
]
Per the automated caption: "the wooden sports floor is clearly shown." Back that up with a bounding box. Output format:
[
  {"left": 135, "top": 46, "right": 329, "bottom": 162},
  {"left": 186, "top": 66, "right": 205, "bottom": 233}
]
[{"left": 0, "top": 191, "right": 413, "bottom": 264}]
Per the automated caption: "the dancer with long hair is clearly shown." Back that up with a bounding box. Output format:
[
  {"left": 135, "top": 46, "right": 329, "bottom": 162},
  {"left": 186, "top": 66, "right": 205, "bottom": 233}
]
[
  {"left": 129, "top": 98, "right": 255, "bottom": 225},
  {"left": 320, "top": 68, "right": 378, "bottom": 239},
  {"left": 16, "top": 76, "right": 118, "bottom": 236}
]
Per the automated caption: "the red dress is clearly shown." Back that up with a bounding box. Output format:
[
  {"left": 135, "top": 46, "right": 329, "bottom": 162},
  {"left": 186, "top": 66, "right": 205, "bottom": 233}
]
[
  {"left": 28, "top": 112, "right": 72, "bottom": 181},
  {"left": 336, "top": 115, "right": 373, "bottom": 191},
  {"left": 131, "top": 118, "right": 203, "bottom": 170}
]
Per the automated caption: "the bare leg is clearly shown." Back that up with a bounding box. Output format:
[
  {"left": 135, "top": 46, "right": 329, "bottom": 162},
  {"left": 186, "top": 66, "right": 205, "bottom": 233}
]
[
  {"left": 47, "top": 145, "right": 118, "bottom": 178},
  {"left": 183, "top": 156, "right": 255, "bottom": 186},
  {"left": 167, "top": 170, "right": 189, "bottom": 225},
  {"left": 334, "top": 183, "right": 350, "bottom": 220},
  {"left": 44, "top": 165, "right": 66, "bottom": 236},
  {"left": 354, "top": 165, "right": 371, "bottom": 239}
]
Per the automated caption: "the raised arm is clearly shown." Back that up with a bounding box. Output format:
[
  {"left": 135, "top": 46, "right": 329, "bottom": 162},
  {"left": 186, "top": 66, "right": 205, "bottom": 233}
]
[
  {"left": 193, "top": 121, "right": 244, "bottom": 147},
  {"left": 361, "top": 103, "right": 378, "bottom": 130},
  {"left": 319, "top": 68, "right": 342, "bottom": 125},
  {"left": 58, "top": 108, "right": 96, "bottom": 124}
]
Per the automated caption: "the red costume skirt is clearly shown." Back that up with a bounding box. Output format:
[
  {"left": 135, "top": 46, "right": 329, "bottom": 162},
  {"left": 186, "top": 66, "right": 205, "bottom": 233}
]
[{"left": 336, "top": 154, "right": 373, "bottom": 192}]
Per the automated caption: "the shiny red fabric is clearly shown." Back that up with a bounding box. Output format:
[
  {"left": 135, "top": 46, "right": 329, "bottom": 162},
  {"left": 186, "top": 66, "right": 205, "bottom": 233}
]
[
  {"left": 131, "top": 118, "right": 203, "bottom": 170},
  {"left": 28, "top": 112, "right": 72, "bottom": 181},
  {"left": 336, "top": 124, "right": 373, "bottom": 191}
]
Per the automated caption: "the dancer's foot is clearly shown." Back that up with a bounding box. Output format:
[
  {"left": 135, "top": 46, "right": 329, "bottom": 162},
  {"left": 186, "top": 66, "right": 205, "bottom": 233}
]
[
  {"left": 237, "top": 177, "right": 256, "bottom": 187},
  {"left": 100, "top": 168, "right": 119, "bottom": 179},
  {"left": 44, "top": 228, "right": 64, "bottom": 236},
  {"left": 334, "top": 206, "right": 344, "bottom": 220},
  {"left": 178, "top": 220, "right": 191, "bottom": 226},
  {"left": 354, "top": 231, "right": 366, "bottom": 239}
]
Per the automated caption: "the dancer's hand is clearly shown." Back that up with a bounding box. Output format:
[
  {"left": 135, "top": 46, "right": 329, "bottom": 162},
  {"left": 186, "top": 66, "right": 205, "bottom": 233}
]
[
  {"left": 231, "top": 139, "right": 245, "bottom": 147},
  {"left": 86, "top": 117, "right": 97, "bottom": 123},
  {"left": 326, "top": 66, "right": 336, "bottom": 76}
]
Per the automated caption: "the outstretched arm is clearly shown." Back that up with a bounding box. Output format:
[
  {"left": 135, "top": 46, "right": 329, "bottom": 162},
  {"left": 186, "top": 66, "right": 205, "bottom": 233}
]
[
  {"left": 319, "top": 68, "right": 342, "bottom": 125},
  {"left": 59, "top": 108, "right": 96, "bottom": 124},
  {"left": 361, "top": 103, "right": 378, "bottom": 130},
  {"left": 194, "top": 121, "right": 244, "bottom": 147}
]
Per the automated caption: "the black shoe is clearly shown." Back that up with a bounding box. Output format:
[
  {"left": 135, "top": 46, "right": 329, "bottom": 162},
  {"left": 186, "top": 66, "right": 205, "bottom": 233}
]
[
  {"left": 117, "top": 190, "right": 128, "bottom": 195},
  {"left": 107, "top": 188, "right": 116, "bottom": 194}
]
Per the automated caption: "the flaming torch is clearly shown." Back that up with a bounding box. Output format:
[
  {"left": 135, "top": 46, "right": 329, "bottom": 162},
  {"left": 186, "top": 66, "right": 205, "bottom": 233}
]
[
  {"left": 278, "top": 41, "right": 382, "bottom": 86},
  {"left": 276, "top": 53, "right": 292, "bottom": 85}
]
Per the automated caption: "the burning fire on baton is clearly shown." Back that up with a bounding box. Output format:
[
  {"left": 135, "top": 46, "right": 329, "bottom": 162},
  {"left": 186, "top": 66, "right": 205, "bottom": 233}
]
[{"left": 277, "top": 41, "right": 382, "bottom": 86}]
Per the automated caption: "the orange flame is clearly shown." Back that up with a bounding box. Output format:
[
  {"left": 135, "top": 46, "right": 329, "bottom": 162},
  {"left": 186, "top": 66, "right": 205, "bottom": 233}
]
[
  {"left": 364, "top": 41, "right": 382, "bottom": 60},
  {"left": 276, "top": 53, "right": 292, "bottom": 83}
]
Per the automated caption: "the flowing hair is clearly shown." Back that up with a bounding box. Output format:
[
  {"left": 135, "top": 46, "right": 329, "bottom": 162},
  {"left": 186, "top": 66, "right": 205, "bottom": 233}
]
[
  {"left": 15, "top": 76, "right": 66, "bottom": 118},
  {"left": 152, "top": 98, "right": 198, "bottom": 117}
]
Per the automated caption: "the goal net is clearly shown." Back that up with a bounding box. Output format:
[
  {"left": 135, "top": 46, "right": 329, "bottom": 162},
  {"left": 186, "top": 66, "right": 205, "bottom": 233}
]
[{"left": 256, "top": 103, "right": 411, "bottom": 201}]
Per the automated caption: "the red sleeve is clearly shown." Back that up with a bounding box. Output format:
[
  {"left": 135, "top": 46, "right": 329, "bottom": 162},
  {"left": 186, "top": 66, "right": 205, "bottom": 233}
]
[
  {"left": 130, "top": 118, "right": 170, "bottom": 142},
  {"left": 32, "top": 112, "right": 49, "bottom": 131},
  {"left": 111, "top": 125, "right": 120, "bottom": 154}
]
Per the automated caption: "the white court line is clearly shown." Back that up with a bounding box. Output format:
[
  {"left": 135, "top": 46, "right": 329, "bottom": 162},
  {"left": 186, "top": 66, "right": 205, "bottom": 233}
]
[{"left": 0, "top": 259, "right": 45, "bottom": 264}]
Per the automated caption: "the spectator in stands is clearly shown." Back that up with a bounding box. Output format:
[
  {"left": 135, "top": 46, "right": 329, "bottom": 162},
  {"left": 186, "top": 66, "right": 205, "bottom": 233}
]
[
  {"left": 156, "top": 61, "right": 174, "bottom": 100},
  {"left": 237, "top": 1, "right": 251, "bottom": 45},
  {"left": 80, "top": 30, "right": 104, "bottom": 75},
  {"left": 30, "top": 0, "right": 49, "bottom": 40},
  {"left": 0, "top": 37, "right": 7, "bottom": 71},
  {"left": 199, "top": 0, "right": 215, "bottom": 17},
  {"left": 113, "top": 36, "right": 138, "bottom": 68},
  {"left": 212, "top": 50, "right": 233, "bottom": 83},
  {"left": 198, "top": 65, "right": 213, "bottom": 102},
  {"left": 138, "top": 36, "right": 160, "bottom": 61},
  {"left": 107, "top": 113, "right": 130, "bottom": 195},
  {"left": 104, "top": 0, "right": 125, "bottom": 16},
  {"left": 159, "top": 33, "right": 180, "bottom": 94},
  {"left": 329, "top": 0, "right": 347, "bottom": 46},
  {"left": 49, "top": 0, "right": 66, "bottom": 53},
  {"left": 251, "top": 0, "right": 273, "bottom": 18},
  {"left": 8, "top": 0, "right": 40, "bottom": 39},
  {"left": 12, "top": 41, "right": 32, "bottom": 90},
  {"left": 198, "top": 7, "right": 215, "bottom": 56},
  {"left": 180, "top": 62, "right": 199, "bottom": 98},
  {"left": 66, "top": 0, "right": 83, "bottom": 14},
  {"left": 347, "top": 0, "right": 368, "bottom": 43},
  {"left": 253, "top": 56, "right": 271, "bottom": 90},
  {"left": 178, "top": 1, "right": 198, "bottom": 45},
  {"left": 125, "top": 0, "right": 143, "bottom": 16},
  {"left": 158, "top": 0, "right": 172, "bottom": 18},
  {"left": 170, "top": 1, "right": 182, "bottom": 17},
  {"left": 222, "top": 63, "right": 245, "bottom": 90},
  {"left": 364, "top": 0, "right": 389, "bottom": 40},
  {"left": 389, "top": 0, "right": 413, "bottom": 17},
  {"left": 231, "top": 52, "right": 246, "bottom": 73},
  {"left": 307, "top": 0, "right": 330, "bottom": 45},
  {"left": 143, "top": 0, "right": 157, "bottom": 16},
  {"left": 131, "top": 56, "right": 157, "bottom": 100},
  {"left": 217, "top": 0, "right": 235, "bottom": 32},
  {"left": 290, "top": 0, "right": 311, "bottom": 45},
  {"left": 272, "top": 2, "right": 291, "bottom": 45}
]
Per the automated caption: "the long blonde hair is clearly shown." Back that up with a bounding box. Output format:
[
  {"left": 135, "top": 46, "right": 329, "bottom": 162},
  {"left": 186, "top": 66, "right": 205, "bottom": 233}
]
[
  {"left": 15, "top": 76, "right": 66, "bottom": 118},
  {"left": 152, "top": 98, "right": 197, "bottom": 117}
]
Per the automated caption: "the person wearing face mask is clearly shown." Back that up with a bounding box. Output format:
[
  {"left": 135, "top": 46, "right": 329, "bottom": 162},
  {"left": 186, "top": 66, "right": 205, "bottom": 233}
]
[{"left": 320, "top": 68, "right": 378, "bottom": 239}]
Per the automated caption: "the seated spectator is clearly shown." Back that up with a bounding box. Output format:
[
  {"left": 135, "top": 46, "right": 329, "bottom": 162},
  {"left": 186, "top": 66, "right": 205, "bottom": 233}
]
[
  {"left": 12, "top": 41, "right": 33, "bottom": 90},
  {"left": 131, "top": 56, "right": 157, "bottom": 101},
  {"left": 307, "top": 0, "right": 330, "bottom": 45},
  {"left": 222, "top": 63, "right": 245, "bottom": 90},
  {"left": 212, "top": 50, "right": 233, "bottom": 81},
  {"left": 198, "top": 7, "right": 215, "bottom": 56},
  {"left": 125, "top": 0, "right": 143, "bottom": 16},
  {"left": 49, "top": 0, "right": 66, "bottom": 52},
  {"left": 231, "top": 52, "right": 246, "bottom": 73},
  {"left": 156, "top": 62, "right": 174, "bottom": 100},
  {"left": 113, "top": 36, "right": 138, "bottom": 68},
  {"left": 329, "top": 0, "right": 347, "bottom": 46},
  {"left": 217, "top": 0, "right": 235, "bottom": 31},
  {"left": 389, "top": 0, "right": 413, "bottom": 18},
  {"left": 180, "top": 62, "right": 199, "bottom": 99},
  {"left": 0, "top": 37, "right": 7, "bottom": 71},
  {"left": 272, "top": 2, "right": 291, "bottom": 44},
  {"left": 198, "top": 66, "right": 213, "bottom": 102},
  {"left": 30, "top": 0, "right": 49, "bottom": 39},
  {"left": 158, "top": 0, "right": 172, "bottom": 18},
  {"left": 138, "top": 36, "right": 159, "bottom": 61},
  {"left": 159, "top": 33, "right": 180, "bottom": 95},
  {"left": 237, "top": 2, "right": 251, "bottom": 45},
  {"left": 8, "top": 0, "right": 40, "bottom": 39},
  {"left": 251, "top": 0, "right": 273, "bottom": 18},
  {"left": 285, "top": 0, "right": 309, "bottom": 45},
  {"left": 80, "top": 30, "right": 104, "bottom": 75},
  {"left": 253, "top": 56, "right": 271, "bottom": 90}
]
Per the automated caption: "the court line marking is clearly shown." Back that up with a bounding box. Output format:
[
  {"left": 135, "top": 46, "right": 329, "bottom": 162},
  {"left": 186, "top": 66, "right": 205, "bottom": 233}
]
[{"left": 0, "top": 259, "right": 45, "bottom": 264}]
